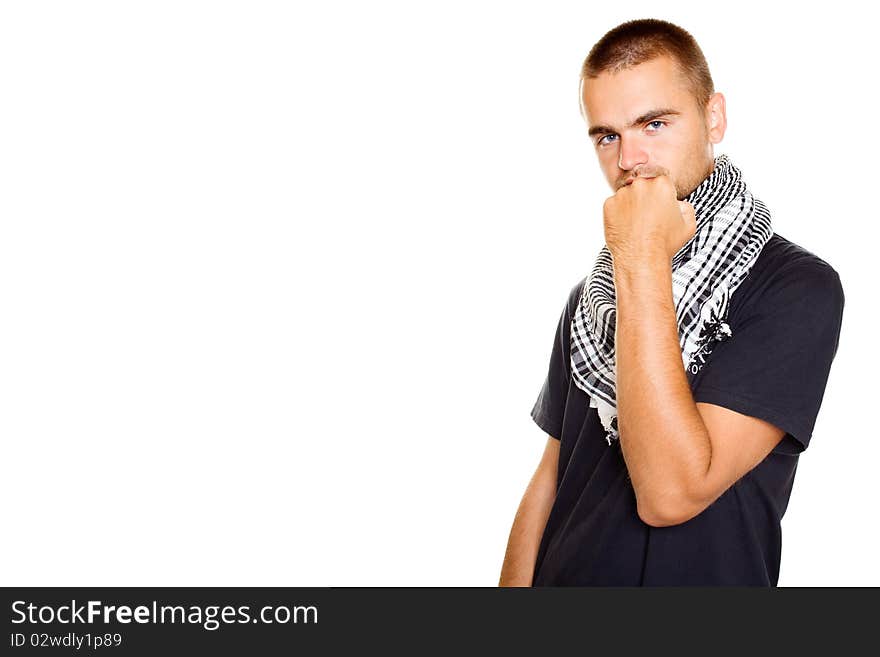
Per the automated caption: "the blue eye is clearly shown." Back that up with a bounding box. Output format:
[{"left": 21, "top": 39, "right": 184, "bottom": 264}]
[
  {"left": 647, "top": 120, "right": 665, "bottom": 130},
  {"left": 597, "top": 134, "right": 617, "bottom": 147}
]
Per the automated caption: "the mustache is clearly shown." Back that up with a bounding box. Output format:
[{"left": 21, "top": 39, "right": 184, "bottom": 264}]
[{"left": 619, "top": 166, "right": 671, "bottom": 188}]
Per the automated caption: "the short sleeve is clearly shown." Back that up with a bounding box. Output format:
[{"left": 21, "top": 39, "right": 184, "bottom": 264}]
[
  {"left": 530, "top": 280, "right": 585, "bottom": 440},
  {"left": 692, "top": 264, "right": 845, "bottom": 454}
]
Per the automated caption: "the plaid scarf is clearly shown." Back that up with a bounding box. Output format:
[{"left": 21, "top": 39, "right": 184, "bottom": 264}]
[{"left": 570, "top": 153, "right": 773, "bottom": 445}]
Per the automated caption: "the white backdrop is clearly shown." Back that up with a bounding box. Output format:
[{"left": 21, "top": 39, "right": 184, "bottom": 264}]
[{"left": 1, "top": 1, "right": 876, "bottom": 586}]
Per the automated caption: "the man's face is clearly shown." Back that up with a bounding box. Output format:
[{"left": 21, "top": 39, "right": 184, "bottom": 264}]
[{"left": 580, "top": 54, "right": 724, "bottom": 200}]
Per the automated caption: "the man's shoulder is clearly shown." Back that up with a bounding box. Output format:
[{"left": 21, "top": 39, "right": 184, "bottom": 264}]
[
  {"left": 567, "top": 276, "right": 588, "bottom": 309},
  {"left": 740, "top": 232, "right": 843, "bottom": 315},
  {"left": 756, "top": 232, "right": 839, "bottom": 280}
]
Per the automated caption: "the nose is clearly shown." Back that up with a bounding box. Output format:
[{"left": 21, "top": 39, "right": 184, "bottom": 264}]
[{"left": 617, "top": 134, "right": 649, "bottom": 173}]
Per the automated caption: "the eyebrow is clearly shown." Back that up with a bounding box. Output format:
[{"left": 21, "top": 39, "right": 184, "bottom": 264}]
[{"left": 588, "top": 108, "right": 682, "bottom": 139}]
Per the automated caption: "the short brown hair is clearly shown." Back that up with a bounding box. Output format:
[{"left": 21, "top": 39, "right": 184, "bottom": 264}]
[{"left": 580, "top": 18, "right": 714, "bottom": 110}]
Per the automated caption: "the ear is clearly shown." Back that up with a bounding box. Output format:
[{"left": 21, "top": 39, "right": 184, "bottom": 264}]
[{"left": 705, "top": 92, "right": 727, "bottom": 144}]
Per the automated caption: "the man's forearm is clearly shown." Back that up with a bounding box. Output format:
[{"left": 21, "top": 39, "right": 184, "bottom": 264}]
[
  {"left": 498, "top": 467, "right": 556, "bottom": 586},
  {"left": 613, "top": 254, "right": 712, "bottom": 524}
]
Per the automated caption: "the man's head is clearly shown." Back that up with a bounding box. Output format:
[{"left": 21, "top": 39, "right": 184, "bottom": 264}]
[{"left": 579, "top": 19, "right": 727, "bottom": 200}]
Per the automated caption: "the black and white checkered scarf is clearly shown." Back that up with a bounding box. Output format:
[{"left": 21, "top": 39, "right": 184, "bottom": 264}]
[{"left": 570, "top": 153, "right": 773, "bottom": 445}]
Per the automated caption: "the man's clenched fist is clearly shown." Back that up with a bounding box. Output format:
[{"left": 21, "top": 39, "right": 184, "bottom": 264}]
[{"left": 602, "top": 174, "right": 696, "bottom": 265}]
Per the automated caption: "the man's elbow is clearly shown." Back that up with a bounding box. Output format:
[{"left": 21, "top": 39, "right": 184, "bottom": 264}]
[{"left": 636, "top": 490, "right": 707, "bottom": 528}]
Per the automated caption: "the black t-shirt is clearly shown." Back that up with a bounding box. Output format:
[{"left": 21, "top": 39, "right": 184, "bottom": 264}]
[{"left": 529, "top": 232, "right": 845, "bottom": 586}]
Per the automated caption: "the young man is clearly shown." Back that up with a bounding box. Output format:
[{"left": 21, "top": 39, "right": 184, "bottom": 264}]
[{"left": 498, "top": 18, "right": 845, "bottom": 586}]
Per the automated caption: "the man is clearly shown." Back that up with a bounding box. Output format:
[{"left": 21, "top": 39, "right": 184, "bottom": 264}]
[{"left": 498, "top": 18, "right": 845, "bottom": 586}]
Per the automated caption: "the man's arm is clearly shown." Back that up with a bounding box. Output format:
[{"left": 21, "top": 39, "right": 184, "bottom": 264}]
[
  {"left": 498, "top": 436, "right": 559, "bottom": 586},
  {"left": 613, "top": 256, "right": 785, "bottom": 527}
]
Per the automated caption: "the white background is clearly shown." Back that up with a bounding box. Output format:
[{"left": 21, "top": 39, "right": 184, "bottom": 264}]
[{"left": 1, "top": 1, "right": 876, "bottom": 586}]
